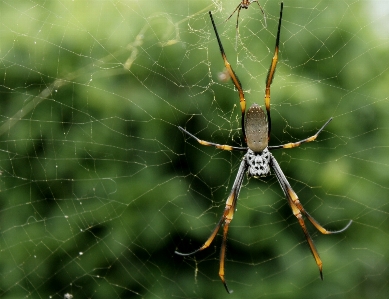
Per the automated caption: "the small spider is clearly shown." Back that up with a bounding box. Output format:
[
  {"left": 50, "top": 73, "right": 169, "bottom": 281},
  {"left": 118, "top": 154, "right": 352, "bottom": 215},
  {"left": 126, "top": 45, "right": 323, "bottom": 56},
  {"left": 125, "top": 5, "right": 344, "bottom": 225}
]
[
  {"left": 226, "top": 0, "right": 266, "bottom": 48},
  {"left": 175, "top": 3, "right": 352, "bottom": 294}
]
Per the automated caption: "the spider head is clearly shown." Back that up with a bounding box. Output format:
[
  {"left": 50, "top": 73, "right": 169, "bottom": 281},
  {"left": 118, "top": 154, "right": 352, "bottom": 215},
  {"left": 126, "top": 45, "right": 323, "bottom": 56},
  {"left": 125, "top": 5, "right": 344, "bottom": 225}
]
[
  {"left": 245, "top": 103, "right": 268, "bottom": 153},
  {"left": 242, "top": 0, "right": 251, "bottom": 8}
]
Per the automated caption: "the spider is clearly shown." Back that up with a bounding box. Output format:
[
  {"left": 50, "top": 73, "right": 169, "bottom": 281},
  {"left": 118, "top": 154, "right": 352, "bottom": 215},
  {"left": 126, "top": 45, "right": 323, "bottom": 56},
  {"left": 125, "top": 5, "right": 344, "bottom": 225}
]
[
  {"left": 175, "top": 2, "right": 352, "bottom": 294},
  {"left": 226, "top": 0, "right": 266, "bottom": 48}
]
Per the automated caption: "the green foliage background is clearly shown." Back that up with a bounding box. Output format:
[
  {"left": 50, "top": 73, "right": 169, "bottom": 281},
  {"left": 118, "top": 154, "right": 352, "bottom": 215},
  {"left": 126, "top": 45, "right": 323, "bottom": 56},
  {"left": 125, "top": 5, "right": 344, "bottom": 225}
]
[{"left": 0, "top": 1, "right": 388, "bottom": 298}]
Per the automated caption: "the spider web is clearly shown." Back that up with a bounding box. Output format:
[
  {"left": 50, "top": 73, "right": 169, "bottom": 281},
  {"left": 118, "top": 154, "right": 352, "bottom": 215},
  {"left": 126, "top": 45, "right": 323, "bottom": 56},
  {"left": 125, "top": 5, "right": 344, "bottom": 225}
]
[{"left": 0, "top": 1, "right": 388, "bottom": 298}]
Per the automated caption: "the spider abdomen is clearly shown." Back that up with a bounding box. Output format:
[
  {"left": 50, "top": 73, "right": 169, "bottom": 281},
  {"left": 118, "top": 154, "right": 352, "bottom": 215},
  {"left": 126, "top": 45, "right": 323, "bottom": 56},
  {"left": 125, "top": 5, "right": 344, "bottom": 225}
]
[
  {"left": 245, "top": 103, "right": 268, "bottom": 152},
  {"left": 246, "top": 148, "right": 271, "bottom": 177}
]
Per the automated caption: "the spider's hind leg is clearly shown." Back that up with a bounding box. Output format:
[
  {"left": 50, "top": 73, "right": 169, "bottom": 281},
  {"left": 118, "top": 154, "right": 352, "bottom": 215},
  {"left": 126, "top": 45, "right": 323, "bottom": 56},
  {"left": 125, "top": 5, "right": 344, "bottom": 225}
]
[
  {"left": 175, "top": 157, "right": 248, "bottom": 294},
  {"left": 269, "top": 154, "right": 352, "bottom": 279}
]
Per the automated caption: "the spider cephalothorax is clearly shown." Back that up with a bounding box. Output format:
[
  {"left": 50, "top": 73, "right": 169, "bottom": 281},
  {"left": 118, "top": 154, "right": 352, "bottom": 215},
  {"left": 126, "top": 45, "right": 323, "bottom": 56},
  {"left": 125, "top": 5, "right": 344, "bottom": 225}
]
[
  {"left": 175, "top": 3, "right": 352, "bottom": 293},
  {"left": 246, "top": 148, "right": 271, "bottom": 177}
]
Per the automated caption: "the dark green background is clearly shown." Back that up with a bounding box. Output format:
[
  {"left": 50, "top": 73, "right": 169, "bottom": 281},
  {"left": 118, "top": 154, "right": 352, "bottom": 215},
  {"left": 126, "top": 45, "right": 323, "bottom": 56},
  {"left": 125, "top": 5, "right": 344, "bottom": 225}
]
[{"left": 0, "top": 1, "right": 388, "bottom": 298}]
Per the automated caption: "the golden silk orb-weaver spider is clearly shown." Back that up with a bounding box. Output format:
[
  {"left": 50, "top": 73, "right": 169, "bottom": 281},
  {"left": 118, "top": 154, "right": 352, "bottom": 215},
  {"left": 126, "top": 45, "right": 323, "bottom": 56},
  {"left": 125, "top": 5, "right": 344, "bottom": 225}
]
[
  {"left": 226, "top": 0, "right": 266, "bottom": 28},
  {"left": 175, "top": 3, "right": 352, "bottom": 294},
  {"left": 226, "top": 0, "right": 266, "bottom": 48}
]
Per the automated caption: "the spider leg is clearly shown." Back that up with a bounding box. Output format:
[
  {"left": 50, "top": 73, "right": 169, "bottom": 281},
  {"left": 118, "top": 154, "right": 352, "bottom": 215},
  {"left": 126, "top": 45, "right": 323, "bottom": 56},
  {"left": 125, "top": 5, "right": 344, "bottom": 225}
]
[
  {"left": 236, "top": 5, "right": 243, "bottom": 29},
  {"left": 225, "top": 3, "right": 242, "bottom": 25},
  {"left": 178, "top": 126, "right": 247, "bottom": 151},
  {"left": 269, "top": 154, "right": 352, "bottom": 279},
  {"left": 268, "top": 117, "right": 333, "bottom": 150},
  {"left": 175, "top": 158, "right": 247, "bottom": 294},
  {"left": 234, "top": 6, "right": 244, "bottom": 50},
  {"left": 210, "top": 11, "right": 247, "bottom": 141},
  {"left": 220, "top": 219, "right": 234, "bottom": 293},
  {"left": 265, "top": 2, "right": 283, "bottom": 140},
  {"left": 252, "top": 0, "right": 267, "bottom": 27},
  {"left": 174, "top": 215, "right": 225, "bottom": 256}
]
